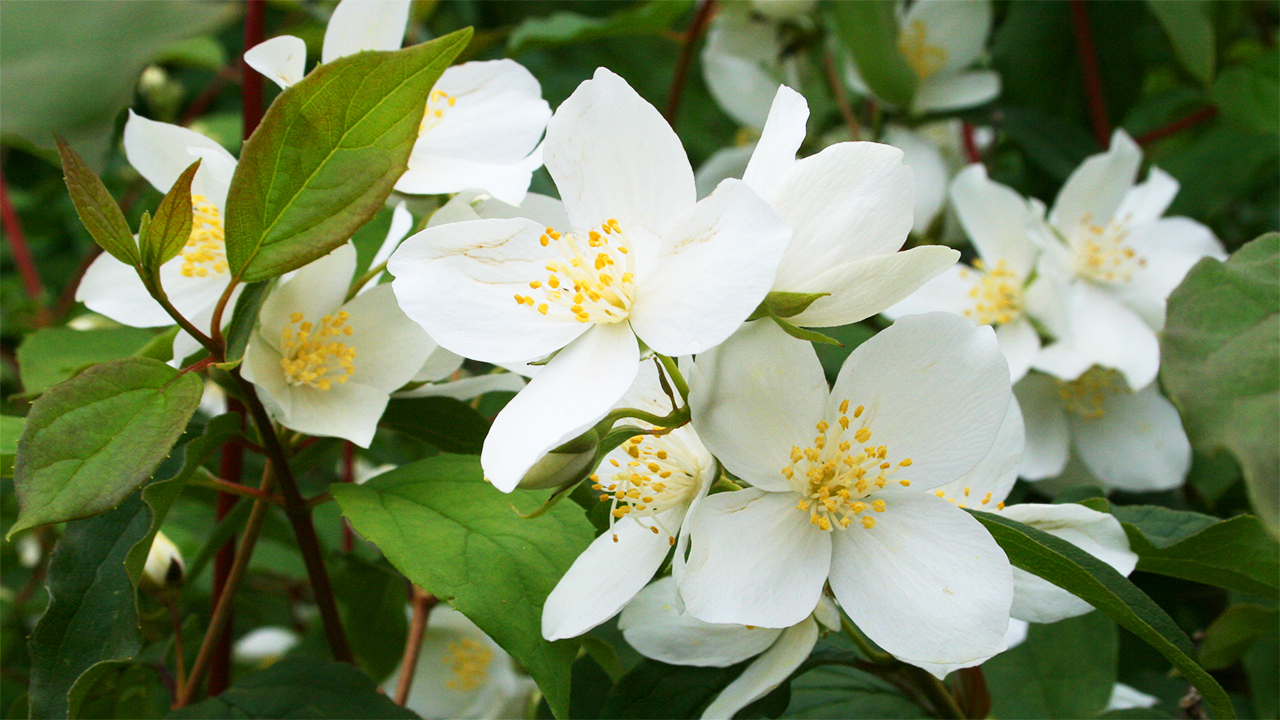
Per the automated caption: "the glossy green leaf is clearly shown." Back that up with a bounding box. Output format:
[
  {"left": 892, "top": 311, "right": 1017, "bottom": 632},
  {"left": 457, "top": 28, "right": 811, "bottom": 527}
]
[
  {"left": 1147, "top": 0, "right": 1215, "bottom": 85},
  {"left": 140, "top": 158, "right": 198, "bottom": 271},
  {"left": 1200, "top": 604, "right": 1279, "bottom": 670},
  {"left": 827, "top": 0, "right": 917, "bottom": 110},
  {"left": 222, "top": 280, "right": 271, "bottom": 365},
  {"left": 379, "top": 397, "right": 490, "bottom": 455},
  {"left": 508, "top": 1, "right": 692, "bottom": 56},
  {"left": 985, "top": 611, "right": 1118, "bottom": 719},
  {"left": 224, "top": 29, "right": 472, "bottom": 283},
  {"left": 1243, "top": 627, "right": 1278, "bottom": 720},
  {"left": 1113, "top": 506, "right": 1279, "bottom": 599},
  {"left": 16, "top": 326, "right": 156, "bottom": 396},
  {"left": 600, "top": 658, "right": 752, "bottom": 719},
  {"left": 167, "top": 655, "right": 417, "bottom": 719},
  {"left": 332, "top": 454, "right": 593, "bottom": 719},
  {"left": 1160, "top": 234, "right": 1279, "bottom": 537},
  {"left": 331, "top": 555, "right": 409, "bottom": 683},
  {"left": 1, "top": 415, "right": 22, "bottom": 479},
  {"left": 969, "top": 509, "right": 1236, "bottom": 720},
  {"left": 783, "top": 661, "right": 919, "bottom": 719},
  {"left": 1211, "top": 51, "right": 1279, "bottom": 136},
  {"left": 56, "top": 136, "right": 139, "bottom": 265},
  {"left": 8, "top": 357, "right": 203, "bottom": 538}
]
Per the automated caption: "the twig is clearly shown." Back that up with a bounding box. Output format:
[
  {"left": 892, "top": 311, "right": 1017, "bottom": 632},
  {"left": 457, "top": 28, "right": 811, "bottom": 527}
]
[
  {"left": 824, "top": 51, "right": 862, "bottom": 140},
  {"left": 394, "top": 588, "right": 439, "bottom": 705},
  {"left": 1135, "top": 105, "right": 1218, "bottom": 145},
  {"left": 168, "top": 602, "right": 188, "bottom": 692},
  {"left": 0, "top": 172, "right": 51, "bottom": 326},
  {"left": 664, "top": 0, "right": 717, "bottom": 126},
  {"left": 1069, "top": 0, "right": 1111, "bottom": 147},
  {"left": 961, "top": 122, "right": 982, "bottom": 164},
  {"left": 242, "top": 0, "right": 267, "bottom": 139},
  {"left": 209, "top": 398, "right": 245, "bottom": 696}
]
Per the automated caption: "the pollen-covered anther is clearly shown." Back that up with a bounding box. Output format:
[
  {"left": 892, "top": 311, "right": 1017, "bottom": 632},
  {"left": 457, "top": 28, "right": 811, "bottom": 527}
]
[
  {"left": 443, "top": 638, "right": 492, "bottom": 691},
  {"left": 518, "top": 218, "right": 637, "bottom": 324},
  {"left": 419, "top": 88, "right": 457, "bottom": 134},
  {"left": 599, "top": 429, "right": 704, "bottom": 542},
  {"left": 278, "top": 310, "right": 356, "bottom": 391},
  {"left": 179, "top": 195, "right": 229, "bottom": 278},
  {"left": 962, "top": 259, "right": 1024, "bottom": 326},
  {"left": 897, "top": 19, "right": 948, "bottom": 81},
  {"left": 1056, "top": 365, "right": 1129, "bottom": 419},
  {"left": 1073, "top": 213, "right": 1147, "bottom": 284}
]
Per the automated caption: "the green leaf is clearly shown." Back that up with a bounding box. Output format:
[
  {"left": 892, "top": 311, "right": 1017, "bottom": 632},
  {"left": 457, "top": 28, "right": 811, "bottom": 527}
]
[
  {"left": 765, "top": 291, "right": 831, "bottom": 319},
  {"left": 1243, "top": 626, "right": 1278, "bottom": 720},
  {"left": 379, "top": 397, "right": 490, "bottom": 455},
  {"left": 1147, "top": 0, "right": 1216, "bottom": 84},
  {"left": 1200, "top": 604, "right": 1280, "bottom": 670},
  {"left": 55, "top": 136, "right": 139, "bottom": 265},
  {"left": 331, "top": 555, "right": 409, "bottom": 683},
  {"left": 224, "top": 29, "right": 472, "bottom": 283},
  {"left": 1108, "top": 504, "right": 1219, "bottom": 548},
  {"left": 783, "top": 660, "right": 921, "bottom": 719},
  {"left": 167, "top": 655, "right": 418, "bottom": 719},
  {"left": 16, "top": 326, "right": 156, "bottom": 396},
  {"left": 1211, "top": 50, "right": 1279, "bottom": 136},
  {"left": 1160, "top": 234, "right": 1279, "bottom": 537},
  {"left": 140, "top": 159, "right": 199, "bottom": 271},
  {"left": 1, "top": 415, "right": 22, "bottom": 479},
  {"left": 332, "top": 454, "right": 593, "bottom": 719},
  {"left": 222, "top": 280, "right": 271, "bottom": 365},
  {"left": 1113, "top": 507, "right": 1279, "bottom": 599},
  {"left": 984, "top": 611, "right": 1118, "bottom": 719},
  {"left": 827, "top": 0, "right": 917, "bottom": 110},
  {"left": 599, "top": 659, "right": 752, "bottom": 719},
  {"left": 508, "top": 1, "right": 692, "bottom": 55},
  {"left": 813, "top": 323, "right": 876, "bottom": 381},
  {"left": 969, "top": 509, "right": 1236, "bottom": 720},
  {"left": 8, "top": 357, "right": 203, "bottom": 538}
]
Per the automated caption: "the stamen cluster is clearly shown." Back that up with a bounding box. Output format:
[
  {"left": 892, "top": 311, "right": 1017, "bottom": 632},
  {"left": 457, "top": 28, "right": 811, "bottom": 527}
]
[
  {"left": 179, "top": 195, "right": 228, "bottom": 278},
  {"left": 1073, "top": 213, "right": 1147, "bottom": 284},
  {"left": 961, "top": 259, "right": 1023, "bottom": 326},
  {"left": 279, "top": 310, "right": 356, "bottom": 390},
  {"left": 443, "top": 638, "right": 492, "bottom": 691},
  {"left": 1056, "top": 366, "right": 1128, "bottom": 419},
  {"left": 897, "top": 19, "right": 949, "bottom": 81},
  {"left": 514, "top": 219, "right": 636, "bottom": 324},
  {"left": 592, "top": 431, "right": 702, "bottom": 543}
]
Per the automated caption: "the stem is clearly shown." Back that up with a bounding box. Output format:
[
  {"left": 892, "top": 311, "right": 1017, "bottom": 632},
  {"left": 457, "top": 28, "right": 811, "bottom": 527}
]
[
  {"left": 842, "top": 616, "right": 895, "bottom": 666},
  {"left": 0, "top": 172, "right": 51, "bottom": 326},
  {"left": 346, "top": 261, "right": 387, "bottom": 301},
  {"left": 209, "top": 398, "right": 244, "bottom": 696},
  {"left": 207, "top": 278, "right": 241, "bottom": 352},
  {"left": 961, "top": 122, "right": 982, "bottom": 164},
  {"left": 1069, "top": 0, "right": 1111, "bottom": 147},
  {"left": 657, "top": 354, "right": 689, "bottom": 403},
  {"left": 143, "top": 271, "right": 221, "bottom": 359},
  {"left": 394, "top": 588, "right": 439, "bottom": 705},
  {"left": 176, "top": 462, "right": 278, "bottom": 707},
  {"left": 904, "top": 665, "right": 966, "bottom": 720},
  {"left": 242, "top": 0, "right": 266, "bottom": 138},
  {"left": 194, "top": 474, "right": 280, "bottom": 505},
  {"left": 599, "top": 404, "right": 688, "bottom": 432},
  {"left": 233, "top": 374, "right": 354, "bottom": 664},
  {"left": 168, "top": 602, "right": 187, "bottom": 693},
  {"left": 1135, "top": 105, "right": 1218, "bottom": 145},
  {"left": 823, "top": 51, "right": 862, "bottom": 141},
  {"left": 664, "top": 0, "right": 716, "bottom": 126},
  {"left": 341, "top": 442, "right": 356, "bottom": 553}
]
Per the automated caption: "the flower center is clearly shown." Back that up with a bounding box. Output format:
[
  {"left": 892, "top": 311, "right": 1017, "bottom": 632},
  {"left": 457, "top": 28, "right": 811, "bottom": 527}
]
[
  {"left": 1056, "top": 366, "right": 1128, "bottom": 419},
  {"left": 933, "top": 485, "right": 1005, "bottom": 511},
  {"left": 514, "top": 219, "right": 637, "bottom": 324},
  {"left": 592, "top": 429, "right": 704, "bottom": 543},
  {"left": 897, "top": 19, "right": 949, "bottom": 82},
  {"left": 961, "top": 259, "right": 1024, "bottom": 326},
  {"left": 781, "top": 400, "right": 913, "bottom": 531},
  {"left": 1072, "top": 213, "right": 1146, "bottom": 284},
  {"left": 179, "top": 195, "right": 228, "bottom": 279},
  {"left": 279, "top": 310, "right": 356, "bottom": 391},
  {"left": 443, "top": 638, "right": 492, "bottom": 692},
  {"left": 419, "top": 88, "right": 455, "bottom": 134}
]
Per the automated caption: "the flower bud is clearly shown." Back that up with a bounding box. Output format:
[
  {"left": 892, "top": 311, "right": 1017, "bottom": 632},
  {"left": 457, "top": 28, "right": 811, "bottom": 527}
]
[
  {"left": 516, "top": 431, "right": 599, "bottom": 491},
  {"left": 141, "top": 530, "right": 184, "bottom": 589}
]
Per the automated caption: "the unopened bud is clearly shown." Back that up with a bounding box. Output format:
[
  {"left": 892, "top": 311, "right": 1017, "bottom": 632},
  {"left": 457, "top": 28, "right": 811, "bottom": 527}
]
[
  {"left": 142, "top": 530, "right": 184, "bottom": 589},
  {"left": 517, "top": 432, "right": 599, "bottom": 490}
]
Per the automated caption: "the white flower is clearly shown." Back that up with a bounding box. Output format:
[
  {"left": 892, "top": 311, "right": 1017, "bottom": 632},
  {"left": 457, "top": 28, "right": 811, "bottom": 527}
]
[
  {"left": 1015, "top": 368, "right": 1193, "bottom": 492},
  {"left": 388, "top": 68, "right": 791, "bottom": 492},
  {"left": 700, "top": 3, "right": 801, "bottom": 131},
  {"left": 75, "top": 111, "right": 243, "bottom": 361},
  {"left": 233, "top": 626, "right": 300, "bottom": 668},
  {"left": 1032, "top": 129, "right": 1226, "bottom": 391},
  {"left": 141, "top": 530, "right": 185, "bottom": 589},
  {"left": 244, "top": 0, "right": 550, "bottom": 204},
  {"left": 845, "top": 0, "right": 1000, "bottom": 115},
  {"left": 242, "top": 244, "right": 430, "bottom": 447},
  {"left": 619, "top": 577, "right": 839, "bottom": 720},
  {"left": 382, "top": 606, "right": 535, "bottom": 720},
  {"left": 738, "top": 86, "right": 958, "bottom": 328},
  {"left": 886, "top": 163, "right": 1049, "bottom": 381},
  {"left": 681, "top": 313, "right": 1014, "bottom": 675},
  {"left": 882, "top": 124, "right": 950, "bottom": 237},
  {"left": 542, "top": 362, "right": 717, "bottom": 641}
]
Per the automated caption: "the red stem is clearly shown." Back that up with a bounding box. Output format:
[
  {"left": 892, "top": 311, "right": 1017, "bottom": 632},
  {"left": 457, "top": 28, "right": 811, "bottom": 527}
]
[
  {"left": 394, "top": 588, "right": 439, "bottom": 706},
  {"left": 961, "top": 122, "right": 982, "bottom": 164},
  {"left": 0, "top": 172, "right": 51, "bottom": 326},
  {"left": 209, "top": 398, "right": 245, "bottom": 697},
  {"left": 664, "top": 0, "right": 717, "bottom": 127},
  {"left": 1135, "top": 105, "right": 1218, "bottom": 145},
  {"left": 242, "top": 0, "right": 267, "bottom": 139},
  {"left": 1069, "top": 0, "right": 1111, "bottom": 148},
  {"left": 341, "top": 442, "right": 356, "bottom": 553}
]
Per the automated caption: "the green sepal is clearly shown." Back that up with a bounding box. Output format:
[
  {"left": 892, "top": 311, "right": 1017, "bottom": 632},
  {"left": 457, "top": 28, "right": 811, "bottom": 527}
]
[{"left": 770, "top": 314, "right": 843, "bottom": 346}]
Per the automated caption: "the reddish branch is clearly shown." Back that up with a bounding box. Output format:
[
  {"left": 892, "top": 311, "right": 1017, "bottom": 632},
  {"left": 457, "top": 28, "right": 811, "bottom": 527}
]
[
  {"left": 394, "top": 588, "right": 440, "bottom": 706},
  {"left": 664, "top": 0, "right": 717, "bottom": 126},
  {"left": 242, "top": 0, "right": 267, "bottom": 139},
  {"left": 0, "top": 172, "right": 51, "bottom": 326},
  {"left": 1069, "top": 0, "right": 1111, "bottom": 148},
  {"left": 824, "top": 51, "right": 862, "bottom": 141},
  {"left": 961, "top": 122, "right": 982, "bottom": 164},
  {"left": 1136, "top": 106, "right": 1218, "bottom": 145},
  {"left": 209, "top": 398, "right": 246, "bottom": 697}
]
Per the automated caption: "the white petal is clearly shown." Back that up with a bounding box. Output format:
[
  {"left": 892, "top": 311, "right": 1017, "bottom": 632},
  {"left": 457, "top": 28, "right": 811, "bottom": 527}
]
[
  {"left": 1004, "top": 618, "right": 1029, "bottom": 649},
  {"left": 770, "top": 142, "right": 913, "bottom": 288},
  {"left": 1014, "top": 372, "right": 1071, "bottom": 480},
  {"left": 619, "top": 577, "right": 783, "bottom": 667},
  {"left": 689, "top": 320, "right": 828, "bottom": 494},
  {"left": 414, "top": 60, "right": 550, "bottom": 165},
  {"left": 545, "top": 68, "right": 695, "bottom": 235},
  {"left": 258, "top": 245, "right": 356, "bottom": 345},
  {"left": 680, "top": 488, "right": 832, "bottom": 629},
  {"left": 830, "top": 313, "right": 1011, "bottom": 491},
  {"left": 543, "top": 509, "right": 685, "bottom": 641},
  {"left": 700, "top": 618, "right": 818, "bottom": 720},
  {"left": 481, "top": 323, "right": 639, "bottom": 492},
  {"left": 933, "top": 396, "right": 1025, "bottom": 509},
  {"left": 244, "top": 35, "right": 306, "bottom": 90},
  {"left": 742, "top": 85, "right": 809, "bottom": 196},
  {"left": 828, "top": 491, "right": 1011, "bottom": 674},
  {"left": 1115, "top": 217, "right": 1225, "bottom": 329},
  {"left": 75, "top": 252, "right": 171, "bottom": 327},
  {"left": 902, "top": 0, "right": 993, "bottom": 73},
  {"left": 1114, "top": 166, "right": 1180, "bottom": 227},
  {"left": 950, "top": 164, "right": 1040, "bottom": 277},
  {"left": 1070, "top": 384, "right": 1191, "bottom": 492},
  {"left": 631, "top": 179, "right": 791, "bottom": 355},
  {"left": 996, "top": 317, "right": 1041, "bottom": 383},
  {"left": 788, "top": 245, "right": 959, "bottom": 327},
  {"left": 882, "top": 262, "right": 981, "bottom": 321},
  {"left": 395, "top": 153, "right": 539, "bottom": 206},
  {"left": 285, "top": 379, "right": 390, "bottom": 446},
  {"left": 367, "top": 201, "right": 413, "bottom": 274},
  {"left": 1058, "top": 281, "right": 1161, "bottom": 391},
  {"left": 412, "top": 345, "right": 464, "bottom": 383},
  {"left": 394, "top": 372, "right": 527, "bottom": 401},
  {"left": 1001, "top": 502, "right": 1137, "bottom": 623},
  {"left": 1050, "top": 129, "right": 1141, "bottom": 238},
  {"left": 472, "top": 191, "right": 571, "bottom": 231},
  {"left": 123, "top": 111, "right": 237, "bottom": 209},
  {"left": 387, "top": 218, "right": 589, "bottom": 364},
  {"left": 700, "top": 9, "right": 783, "bottom": 130},
  {"left": 695, "top": 145, "right": 755, "bottom": 200},
  {"left": 321, "top": 0, "right": 409, "bottom": 63},
  {"left": 1031, "top": 340, "right": 1095, "bottom": 383},
  {"left": 1107, "top": 683, "right": 1159, "bottom": 711},
  {"left": 911, "top": 71, "right": 1001, "bottom": 114},
  {"left": 340, "top": 284, "right": 431, "bottom": 393},
  {"left": 884, "top": 126, "right": 948, "bottom": 236}
]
